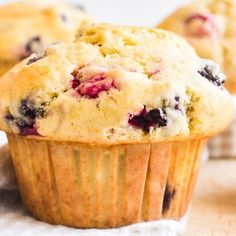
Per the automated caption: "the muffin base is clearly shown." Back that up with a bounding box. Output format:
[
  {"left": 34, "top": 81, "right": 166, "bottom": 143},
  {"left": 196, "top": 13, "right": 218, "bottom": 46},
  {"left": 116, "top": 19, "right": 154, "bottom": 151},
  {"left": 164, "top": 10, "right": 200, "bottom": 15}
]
[
  {"left": 0, "top": 188, "right": 188, "bottom": 236},
  {"left": 7, "top": 134, "right": 206, "bottom": 229}
]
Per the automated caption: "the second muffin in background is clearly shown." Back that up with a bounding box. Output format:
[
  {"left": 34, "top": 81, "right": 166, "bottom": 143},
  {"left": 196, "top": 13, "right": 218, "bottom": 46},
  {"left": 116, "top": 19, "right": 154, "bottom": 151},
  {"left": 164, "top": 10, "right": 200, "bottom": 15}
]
[
  {"left": 158, "top": 0, "right": 236, "bottom": 93},
  {"left": 0, "top": 0, "right": 93, "bottom": 77}
]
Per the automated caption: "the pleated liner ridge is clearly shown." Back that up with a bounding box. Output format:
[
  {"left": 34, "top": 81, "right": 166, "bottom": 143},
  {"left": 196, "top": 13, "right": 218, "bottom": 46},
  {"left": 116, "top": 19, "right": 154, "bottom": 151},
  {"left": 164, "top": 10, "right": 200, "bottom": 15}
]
[{"left": 7, "top": 134, "right": 206, "bottom": 228}]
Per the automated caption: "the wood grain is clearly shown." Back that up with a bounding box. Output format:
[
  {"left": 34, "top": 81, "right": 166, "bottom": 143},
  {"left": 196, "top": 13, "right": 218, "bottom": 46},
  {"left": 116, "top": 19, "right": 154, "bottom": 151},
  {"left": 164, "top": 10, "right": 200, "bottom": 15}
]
[{"left": 184, "top": 160, "right": 236, "bottom": 236}]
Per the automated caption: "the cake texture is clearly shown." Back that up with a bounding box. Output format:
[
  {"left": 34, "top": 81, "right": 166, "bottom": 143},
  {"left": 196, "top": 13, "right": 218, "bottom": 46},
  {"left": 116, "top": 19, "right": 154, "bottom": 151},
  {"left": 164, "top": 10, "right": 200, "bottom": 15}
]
[
  {"left": 0, "top": 24, "right": 233, "bottom": 228},
  {"left": 0, "top": 0, "right": 93, "bottom": 77},
  {"left": 158, "top": 0, "right": 236, "bottom": 93}
]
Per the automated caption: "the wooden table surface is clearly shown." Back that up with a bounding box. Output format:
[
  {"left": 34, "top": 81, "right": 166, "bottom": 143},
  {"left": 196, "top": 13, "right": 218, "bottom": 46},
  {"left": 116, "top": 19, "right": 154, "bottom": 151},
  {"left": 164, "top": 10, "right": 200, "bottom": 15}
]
[{"left": 184, "top": 160, "right": 236, "bottom": 236}]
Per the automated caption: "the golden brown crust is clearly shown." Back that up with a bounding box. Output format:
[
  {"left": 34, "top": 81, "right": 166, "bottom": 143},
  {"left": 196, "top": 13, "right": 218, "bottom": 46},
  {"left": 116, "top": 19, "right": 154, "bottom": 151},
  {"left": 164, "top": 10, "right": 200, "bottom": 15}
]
[{"left": 0, "top": 24, "right": 233, "bottom": 144}]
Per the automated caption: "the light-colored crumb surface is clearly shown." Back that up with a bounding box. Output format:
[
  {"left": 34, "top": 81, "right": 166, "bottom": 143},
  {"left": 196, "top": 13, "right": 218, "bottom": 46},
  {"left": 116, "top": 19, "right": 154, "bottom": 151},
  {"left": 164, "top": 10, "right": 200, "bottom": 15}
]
[{"left": 0, "top": 24, "right": 233, "bottom": 143}]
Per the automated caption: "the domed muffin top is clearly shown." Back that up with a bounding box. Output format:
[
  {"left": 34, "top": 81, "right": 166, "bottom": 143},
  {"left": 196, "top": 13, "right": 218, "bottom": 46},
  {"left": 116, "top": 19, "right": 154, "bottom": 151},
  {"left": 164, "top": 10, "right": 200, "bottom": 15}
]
[
  {"left": 0, "top": 0, "right": 92, "bottom": 62},
  {"left": 0, "top": 24, "right": 233, "bottom": 144},
  {"left": 158, "top": 0, "right": 236, "bottom": 90}
]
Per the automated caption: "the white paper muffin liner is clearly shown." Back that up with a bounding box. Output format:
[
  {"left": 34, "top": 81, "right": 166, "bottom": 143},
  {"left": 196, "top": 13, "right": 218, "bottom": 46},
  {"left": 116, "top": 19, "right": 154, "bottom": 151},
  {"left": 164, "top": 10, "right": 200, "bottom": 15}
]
[{"left": 0, "top": 137, "right": 200, "bottom": 234}]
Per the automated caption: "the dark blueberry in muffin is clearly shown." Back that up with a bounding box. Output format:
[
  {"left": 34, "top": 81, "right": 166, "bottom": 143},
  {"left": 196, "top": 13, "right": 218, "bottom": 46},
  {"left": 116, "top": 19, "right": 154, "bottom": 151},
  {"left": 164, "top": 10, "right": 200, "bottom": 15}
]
[
  {"left": 21, "top": 36, "right": 43, "bottom": 59},
  {"left": 5, "top": 99, "right": 46, "bottom": 136},
  {"left": 198, "top": 65, "right": 225, "bottom": 87},
  {"left": 27, "top": 55, "right": 44, "bottom": 65},
  {"left": 5, "top": 113, "right": 14, "bottom": 122},
  {"left": 162, "top": 183, "right": 176, "bottom": 213},
  {"left": 19, "top": 126, "right": 39, "bottom": 136},
  {"left": 162, "top": 96, "right": 184, "bottom": 113},
  {"left": 36, "top": 107, "right": 46, "bottom": 119},
  {"left": 175, "top": 96, "right": 180, "bottom": 102},
  {"left": 25, "top": 36, "right": 41, "bottom": 52},
  {"left": 19, "top": 99, "right": 46, "bottom": 119},
  {"left": 174, "top": 96, "right": 181, "bottom": 111},
  {"left": 16, "top": 117, "right": 39, "bottom": 136},
  {"left": 128, "top": 106, "right": 168, "bottom": 133},
  {"left": 5, "top": 111, "right": 39, "bottom": 136},
  {"left": 19, "top": 99, "right": 36, "bottom": 119}
]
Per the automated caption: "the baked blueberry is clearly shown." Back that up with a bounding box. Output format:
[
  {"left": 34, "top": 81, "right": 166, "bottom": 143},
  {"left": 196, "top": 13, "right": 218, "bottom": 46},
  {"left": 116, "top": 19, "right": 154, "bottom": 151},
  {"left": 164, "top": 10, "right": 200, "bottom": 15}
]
[
  {"left": 174, "top": 96, "right": 182, "bottom": 111},
  {"left": 162, "top": 96, "right": 184, "bottom": 114},
  {"left": 16, "top": 117, "right": 39, "bottom": 136},
  {"left": 198, "top": 61, "right": 225, "bottom": 87},
  {"left": 5, "top": 99, "right": 46, "bottom": 136},
  {"left": 27, "top": 55, "right": 44, "bottom": 65},
  {"left": 21, "top": 36, "right": 43, "bottom": 59},
  {"left": 128, "top": 106, "right": 168, "bottom": 133},
  {"left": 19, "top": 99, "right": 36, "bottom": 119}
]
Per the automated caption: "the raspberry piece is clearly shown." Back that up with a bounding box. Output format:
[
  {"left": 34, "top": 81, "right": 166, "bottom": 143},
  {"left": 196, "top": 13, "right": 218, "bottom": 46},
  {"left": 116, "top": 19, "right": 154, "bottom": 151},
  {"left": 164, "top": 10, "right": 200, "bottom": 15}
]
[
  {"left": 185, "top": 13, "right": 219, "bottom": 37},
  {"left": 71, "top": 74, "right": 116, "bottom": 99}
]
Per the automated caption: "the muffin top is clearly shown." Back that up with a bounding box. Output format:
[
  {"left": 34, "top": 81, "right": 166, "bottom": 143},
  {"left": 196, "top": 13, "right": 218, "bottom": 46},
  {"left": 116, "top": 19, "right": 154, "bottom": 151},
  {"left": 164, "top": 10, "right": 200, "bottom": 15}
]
[
  {"left": 0, "top": 0, "right": 92, "bottom": 63},
  {"left": 0, "top": 24, "right": 232, "bottom": 144},
  {"left": 158, "top": 0, "right": 236, "bottom": 92}
]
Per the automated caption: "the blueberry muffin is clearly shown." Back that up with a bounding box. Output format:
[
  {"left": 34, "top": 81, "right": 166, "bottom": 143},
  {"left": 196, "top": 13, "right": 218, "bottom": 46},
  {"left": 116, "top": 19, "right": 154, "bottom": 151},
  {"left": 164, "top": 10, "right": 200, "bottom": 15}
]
[
  {"left": 0, "top": 24, "right": 232, "bottom": 229},
  {"left": 0, "top": 0, "right": 93, "bottom": 77},
  {"left": 158, "top": 0, "right": 236, "bottom": 93}
]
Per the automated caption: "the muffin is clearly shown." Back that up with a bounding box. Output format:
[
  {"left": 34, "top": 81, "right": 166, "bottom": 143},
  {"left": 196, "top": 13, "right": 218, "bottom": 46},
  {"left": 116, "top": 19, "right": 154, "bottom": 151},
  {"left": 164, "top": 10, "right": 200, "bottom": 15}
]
[
  {"left": 0, "top": 0, "right": 93, "bottom": 77},
  {"left": 0, "top": 24, "right": 232, "bottom": 229},
  {"left": 158, "top": 0, "right": 236, "bottom": 93}
]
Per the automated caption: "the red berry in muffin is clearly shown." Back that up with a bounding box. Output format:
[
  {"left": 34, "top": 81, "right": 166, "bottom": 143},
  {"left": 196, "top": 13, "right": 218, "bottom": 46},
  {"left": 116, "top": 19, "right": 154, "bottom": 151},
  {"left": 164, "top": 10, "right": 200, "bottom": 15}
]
[{"left": 185, "top": 13, "right": 219, "bottom": 37}]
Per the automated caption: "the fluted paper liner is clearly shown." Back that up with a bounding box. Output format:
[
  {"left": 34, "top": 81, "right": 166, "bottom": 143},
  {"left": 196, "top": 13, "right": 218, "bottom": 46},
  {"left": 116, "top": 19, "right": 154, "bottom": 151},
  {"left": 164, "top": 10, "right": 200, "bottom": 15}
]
[{"left": 7, "top": 134, "right": 206, "bottom": 229}]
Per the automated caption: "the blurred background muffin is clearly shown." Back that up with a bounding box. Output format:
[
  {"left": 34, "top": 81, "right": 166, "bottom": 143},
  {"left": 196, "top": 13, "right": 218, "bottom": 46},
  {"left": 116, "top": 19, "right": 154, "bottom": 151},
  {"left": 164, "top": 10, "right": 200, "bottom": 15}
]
[
  {"left": 158, "top": 0, "right": 236, "bottom": 94},
  {"left": 0, "top": 0, "right": 93, "bottom": 77}
]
